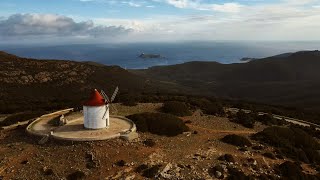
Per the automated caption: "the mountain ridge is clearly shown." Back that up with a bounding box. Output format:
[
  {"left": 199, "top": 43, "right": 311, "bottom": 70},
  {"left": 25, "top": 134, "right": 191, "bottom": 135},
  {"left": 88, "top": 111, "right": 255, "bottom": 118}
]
[
  {"left": 0, "top": 51, "right": 155, "bottom": 112},
  {"left": 133, "top": 50, "right": 320, "bottom": 109},
  {"left": 2, "top": 50, "right": 320, "bottom": 112}
]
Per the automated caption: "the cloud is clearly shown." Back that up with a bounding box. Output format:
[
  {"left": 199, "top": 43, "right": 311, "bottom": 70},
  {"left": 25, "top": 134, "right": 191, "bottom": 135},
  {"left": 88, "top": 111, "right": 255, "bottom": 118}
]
[
  {"left": 211, "top": 3, "right": 243, "bottom": 13},
  {"left": 163, "top": 0, "right": 244, "bottom": 13},
  {"left": 1, "top": 0, "right": 320, "bottom": 43},
  {"left": 78, "top": 0, "right": 153, "bottom": 8},
  {"left": 121, "top": 1, "right": 142, "bottom": 7},
  {"left": 0, "top": 14, "right": 132, "bottom": 41},
  {"left": 93, "top": 0, "right": 320, "bottom": 42},
  {"left": 165, "top": 0, "right": 191, "bottom": 8}
]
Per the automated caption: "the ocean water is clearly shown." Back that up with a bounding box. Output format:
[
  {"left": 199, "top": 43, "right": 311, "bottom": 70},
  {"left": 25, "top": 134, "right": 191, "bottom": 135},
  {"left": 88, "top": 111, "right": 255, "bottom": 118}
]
[{"left": 2, "top": 41, "right": 320, "bottom": 69}]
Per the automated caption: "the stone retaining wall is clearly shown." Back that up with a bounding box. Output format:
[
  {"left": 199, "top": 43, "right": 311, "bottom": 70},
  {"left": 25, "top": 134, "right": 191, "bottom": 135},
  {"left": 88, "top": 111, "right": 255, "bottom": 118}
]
[{"left": 26, "top": 108, "right": 74, "bottom": 137}]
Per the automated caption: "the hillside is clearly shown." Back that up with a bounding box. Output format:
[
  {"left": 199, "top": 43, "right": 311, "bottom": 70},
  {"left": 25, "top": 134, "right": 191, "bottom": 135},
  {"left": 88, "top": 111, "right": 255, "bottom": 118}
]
[
  {"left": 0, "top": 51, "right": 159, "bottom": 113},
  {"left": 1, "top": 103, "right": 319, "bottom": 179},
  {"left": 3, "top": 50, "right": 320, "bottom": 113},
  {"left": 133, "top": 50, "right": 320, "bottom": 109}
]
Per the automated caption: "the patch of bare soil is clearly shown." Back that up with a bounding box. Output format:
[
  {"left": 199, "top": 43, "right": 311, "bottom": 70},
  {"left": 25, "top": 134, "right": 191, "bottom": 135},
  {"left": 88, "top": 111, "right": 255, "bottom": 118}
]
[{"left": 0, "top": 103, "right": 318, "bottom": 179}]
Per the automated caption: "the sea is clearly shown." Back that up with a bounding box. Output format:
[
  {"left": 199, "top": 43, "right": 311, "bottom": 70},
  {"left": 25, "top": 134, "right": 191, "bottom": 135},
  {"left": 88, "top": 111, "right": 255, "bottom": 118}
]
[{"left": 1, "top": 41, "right": 320, "bottom": 69}]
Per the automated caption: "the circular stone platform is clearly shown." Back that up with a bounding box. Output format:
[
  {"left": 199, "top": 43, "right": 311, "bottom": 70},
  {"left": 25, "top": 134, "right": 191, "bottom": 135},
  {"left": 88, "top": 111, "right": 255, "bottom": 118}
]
[
  {"left": 52, "top": 116, "right": 134, "bottom": 141},
  {"left": 26, "top": 109, "right": 137, "bottom": 141}
]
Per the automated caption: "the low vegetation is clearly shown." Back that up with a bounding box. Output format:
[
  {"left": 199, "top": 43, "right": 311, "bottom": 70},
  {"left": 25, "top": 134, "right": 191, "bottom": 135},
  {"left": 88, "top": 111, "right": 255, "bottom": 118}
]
[
  {"left": 188, "top": 98, "right": 225, "bottom": 116},
  {"left": 231, "top": 110, "right": 256, "bottom": 128},
  {"left": 120, "top": 93, "right": 138, "bottom": 106},
  {"left": 276, "top": 161, "right": 320, "bottom": 180},
  {"left": 218, "top": 154, "right": 235, "bottom": 163},
  {"left": 126, "top": 112, "right": 189, "bottom": 136},
  {"left": 161, "top": 101, "right": 191, "bottom": 116},
  {"left": 256, "top": 114, "right": 287, "bottom": 126},
  {"left": 221, "top": 134, "right": 252, "bottom": 147},
  {"left": 143, "top": 139, "right": 156, "bottom": 147},
  {"left": 230, "top": 110, "right": 287, "bottom": 128},
  {"left": 142, "top": 165, "right": 162, "bottom": 178},
  {"left": 135, "top": 164, "right": 162, "bottom": 178},
  {"left": 253, "top": 126, "right": 320, "bottom": 164},
  {"left": 289, "top": 124, "right": 320, "bottom": 139},
  {"left": 67, "top": 170, "right": 86, "bottom": 180}
]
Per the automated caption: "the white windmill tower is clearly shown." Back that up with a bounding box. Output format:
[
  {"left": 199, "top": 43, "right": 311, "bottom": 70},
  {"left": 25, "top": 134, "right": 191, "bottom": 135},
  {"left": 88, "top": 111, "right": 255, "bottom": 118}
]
[{"left": 83, "top": 87, "right": 119, "bottom": 129}]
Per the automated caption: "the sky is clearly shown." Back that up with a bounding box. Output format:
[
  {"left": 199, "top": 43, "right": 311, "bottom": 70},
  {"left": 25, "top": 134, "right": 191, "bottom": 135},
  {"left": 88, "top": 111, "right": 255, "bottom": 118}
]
[{"left": 0, "top": 0, "right": 320, "bottom": 44}]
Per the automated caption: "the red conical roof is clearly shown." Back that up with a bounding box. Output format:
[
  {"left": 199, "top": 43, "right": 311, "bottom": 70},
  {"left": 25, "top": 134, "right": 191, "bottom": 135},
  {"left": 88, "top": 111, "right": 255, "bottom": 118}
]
[{"left": 83, "top": 89, "right": 106, "bottom": 106}]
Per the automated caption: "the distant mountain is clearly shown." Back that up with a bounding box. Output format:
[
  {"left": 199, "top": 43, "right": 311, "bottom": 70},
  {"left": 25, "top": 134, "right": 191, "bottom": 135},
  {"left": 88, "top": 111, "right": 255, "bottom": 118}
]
[
  {"left": 4, "top": 42, "right": 319, "bottom": 69},
  {"left": 133, "top": 50, "right": 320, "bottom": 110}
]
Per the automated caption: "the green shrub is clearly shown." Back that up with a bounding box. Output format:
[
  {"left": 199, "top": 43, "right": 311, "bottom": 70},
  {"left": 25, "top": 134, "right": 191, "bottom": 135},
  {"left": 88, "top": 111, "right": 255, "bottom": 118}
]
[
  {"left": 278, "top": 161, "right": 304, "bottom": 179},
  {"left": 276, "top": 161, "right": 319, "bottom": 179},
  {"left": 67, "top": 170, "right": 86, "bottom": 180},
  {"left": 256, "top": 114, "right": 286, "bottom": 126},
  {"left": 253, "top": 126, "right": 320, "bottom": 164},
  {"left": 126, "top": 112, "right": 189, "bottom": 136},
  {"left": 161, "top": 101, "right": 191, "bottom": 116},
  {"left": 227, "top": 167, "right": 253, "bottom": 180},
  {"left": 262, "top": 152, "right": 276, "bottom": 160},
  {"left": 221, "top": 134, "right": 252, "bottom": 147},
  {"left": 202, "top": 103, "right": 225, "bottom": 116},
  {"left": 142, "top": 165, "right": 162, "bottom": 178},
  {"left": 135, "top": 164, "right": 148, "bottom": 173},
  {"left": 232, "top": 110, "right": 256, "bottom": 128},
  {"left": 188, "top": 98, "right": 224, "bottom": 116},
  {"left": 290, "top": 124, "right": 320, "bottom": 138},
  {"left": 218, "top": 154, "right": 235, "bottom": 162}
]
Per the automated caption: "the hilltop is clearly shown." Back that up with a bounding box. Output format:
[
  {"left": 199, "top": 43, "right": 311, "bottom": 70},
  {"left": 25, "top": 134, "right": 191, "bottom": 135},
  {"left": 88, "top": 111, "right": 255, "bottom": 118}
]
[
  {"left": 2, "top": 50, "right": 320, "bottom": 120},
  {"left": 133, "top": 50, "right": 320, "bottom": 110},
  {"left": 0, "top": 51, "right": 156, "bottom": 113}
]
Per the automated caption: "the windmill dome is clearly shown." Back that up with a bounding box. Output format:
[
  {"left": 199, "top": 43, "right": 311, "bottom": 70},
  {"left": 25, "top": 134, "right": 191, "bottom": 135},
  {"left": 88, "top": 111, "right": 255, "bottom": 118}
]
[
  {"left": 83, "top": 89, "right": 106, "bottom": 106},
  {"left": 83, "top": 89, "right": 109, "bottom": 129}
]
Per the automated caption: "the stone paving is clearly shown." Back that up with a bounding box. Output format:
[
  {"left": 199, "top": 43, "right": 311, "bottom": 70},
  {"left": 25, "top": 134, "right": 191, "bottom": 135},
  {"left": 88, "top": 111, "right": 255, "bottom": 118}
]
[{"left": 26, "top": 109, "right": 136, "bottom": 141}]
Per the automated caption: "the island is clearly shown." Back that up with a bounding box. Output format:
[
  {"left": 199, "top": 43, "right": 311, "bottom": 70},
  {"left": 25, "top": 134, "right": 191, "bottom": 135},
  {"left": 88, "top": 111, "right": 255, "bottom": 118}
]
[{"left": 139, "top": 53, "right": 164, "bottom": 59}]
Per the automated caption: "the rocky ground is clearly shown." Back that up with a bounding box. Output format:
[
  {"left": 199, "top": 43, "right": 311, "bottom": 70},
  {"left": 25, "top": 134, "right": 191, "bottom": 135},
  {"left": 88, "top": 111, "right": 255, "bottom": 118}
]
[{"left": 0, "top": 103, "right": 319, "bottom": 179}]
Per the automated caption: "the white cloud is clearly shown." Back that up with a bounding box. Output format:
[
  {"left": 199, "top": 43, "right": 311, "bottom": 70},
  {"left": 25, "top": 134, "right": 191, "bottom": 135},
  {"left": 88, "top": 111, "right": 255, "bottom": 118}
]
[
  {"left": 165, "top": 0, "right": 191, "bottom": 8},
  {"left": 2, "top": 0, "right": 320, "bottom": 43},
  {"left": 121, "top": 1, "right": 142, "bottom": 7},
  {"left": 0, "top": 14, "right": 132, "bottom": 41},
  {"left": 282, "top": 0, "right": 318, "bottom": 5},
  {"left": 78, "top": 0, "right": 154, "bottom": 8},
  {"left": 211, "top": 3, "right": 243, "bottom": 13},
  {"left": 93, "top": 0, "right": 320, "bottom": 41},
  {"left": 163, "top": 0, "right": 244, "bottom": 13}
]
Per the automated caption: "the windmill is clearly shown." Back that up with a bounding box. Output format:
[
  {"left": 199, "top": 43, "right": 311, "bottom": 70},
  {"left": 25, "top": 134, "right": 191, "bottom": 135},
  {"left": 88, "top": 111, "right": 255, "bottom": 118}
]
[{"left": 100, "top": 86, "right": 119, "bottom": 127}]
